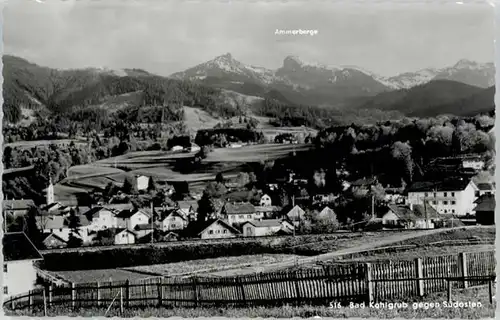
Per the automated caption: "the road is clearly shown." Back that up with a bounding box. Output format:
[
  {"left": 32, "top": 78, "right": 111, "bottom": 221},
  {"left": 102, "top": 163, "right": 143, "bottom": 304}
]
[{"left": 207, "top": 226, "right": 489, "bottom": 277}]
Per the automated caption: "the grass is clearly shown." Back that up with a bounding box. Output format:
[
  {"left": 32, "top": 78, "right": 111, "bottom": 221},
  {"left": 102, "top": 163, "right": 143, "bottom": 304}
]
[
  {"left": 44, "top": 268, "right": 154, "bottom": 283},
  {"left": 8, "top": 285, "right": 495, "bottom": 318},
  {"left": 204, "top": 143, "right": 314, "bottom": 162},
  {"left": 123, "top": 254, "right": 299, "bottom": 277},
  {"left": 4, "top": 139, "right": 86, "bottom": 149}
]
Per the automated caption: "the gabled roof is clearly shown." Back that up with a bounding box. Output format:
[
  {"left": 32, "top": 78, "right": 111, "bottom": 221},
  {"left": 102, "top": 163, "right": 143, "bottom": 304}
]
[
  {"left": 3, "top": 232, "right": 43, "bottom": 262},
  {"left": 477, "top": 183, "right": 493, "bottom": 191},
  {"left": 82, "top": 206, "right": 108, "bottom": 219},
  {"left": 159, "top": 209, "right": 187, "bottom": 222},
  {"left": 177, "top": 200, "right": 199, "bottom": 212},
  {"left": 193, "top": 219, "right": 241, "bottom": 236},
  {"left": 474, "top": 194, "right": 495, "bottom": 212},
  {"left": 411, "top": 203, "right": 440, "bottom": 219},
  {"left": 223, "top": 202, "right": 255, "bottom": 215},
  {"left": 407, "top": 178, "right": 472, "bottom": 193},
  {"left": 318, "top": 206, "right": 335, "bottom": 218},
  {"left": 95, "top": 228, "right": 133, "bottom": 238},
  {"left": 36, "top": 216, "right": 66, "bottom": 230},
  {"left": 42, "top": 232, "right": 67, "bottom": 244},
  {"left": 134, "top": 223, "right": 153, "bottom": 231},
  {"left": 254, "top": 206, "right": 280, "bottom": 213},
  {"left": 116, "top": 208, "right": 150, "bottom": 219},
  {"left": 3, "top": 199, "right": 35, "bottom": 210},
  {"left": 286, "top": 205, "right": 305, "bottom": 220},
  {"left": 386, "top": 203, "right": 440, "bottom": 220},
  {"left": 243, "top": 219, "right": 284, "bottom": 228}
]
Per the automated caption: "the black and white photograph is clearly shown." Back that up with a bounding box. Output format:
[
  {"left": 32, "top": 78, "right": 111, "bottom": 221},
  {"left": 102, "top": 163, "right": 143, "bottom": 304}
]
[{"left": 1, "top": 0, "right": 497, "bottom": 318}]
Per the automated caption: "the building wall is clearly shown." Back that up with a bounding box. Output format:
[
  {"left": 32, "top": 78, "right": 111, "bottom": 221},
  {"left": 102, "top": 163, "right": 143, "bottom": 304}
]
[
  {"left": 161, "top": 216, "right": 187, "bottom": 232},
  {"left": 200, "top": 222, "right": 235, "bottom": 239},
  {"left": 91, "top": 210, "right": 119, "bottom": 230},
  {"left": 114, "top": 231, "right": 135, "bottom": 245},
  {"left": 243, "top": 224, "right": 281, "bottom": 237},
  {"left": 260, "top": 195, "right": 272, "bottom": 206},
  {"left": 3, "top": 260, "right": 39, "bottom": 299},
  {"left": 226, "top": 213, "right": 256, "bottom": 224},
  {"left": 136, "top": 176, "right": 150, "bottom": 191},
  {"left": 408, "top": 183, "right": 477, "bottom": 216},
  {"left": 128, "top": 212, "right": 150, "bottom": 229}
]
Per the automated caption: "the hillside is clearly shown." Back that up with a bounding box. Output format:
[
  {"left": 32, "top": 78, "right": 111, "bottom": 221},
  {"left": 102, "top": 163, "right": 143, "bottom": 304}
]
[{"left": 355, "top": 80, "right": 486, "bottom": 117}]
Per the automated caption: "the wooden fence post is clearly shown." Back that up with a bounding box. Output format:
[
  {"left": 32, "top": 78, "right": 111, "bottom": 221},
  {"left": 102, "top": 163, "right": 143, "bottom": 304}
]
[
  {"left": 365, "top": 263, "right": 374, "bottom": 304},
  {"left": 192, "top": 277, "right": 199, "bottom": 307},
  {"left": 447, "top": 280, "right": 452, "bottom": 302},
  {"left": 28, "top": 290, "right": 33, "bottom": 311},
  {"left": 120, "top": 285, "right": 124, "bottom": 314},
  {"left": 96, "top": 282, "right": 101, "bottom": 307},
  {"left": 458, "top": 252, "right": 468, "bottom": 289},
  {"left": 488, "top": 279, "right": 493, "bottom": 304},
  {"left": 238, "top": 277, "right": 247, "bottom": 307},
  {"left": 48, "top": 285, "right": 53, "bottom": 307},
  {"left": 43, "top": 287, "right": 48, "bottom": 316},
  {"left": 415, "top": 258, "right": 424, "bottom": 297},
  {"left": 125, "top": 280, "right": 130, "bottom": 308},
  {"left": 294, "top": 270, "right": 301, "bottom": 306},
  {"left": 157, "top": 278, "right": 163, "bottom": 307},
  {"left": 71, "top": 283, "right": 76, "bottom": 309}
]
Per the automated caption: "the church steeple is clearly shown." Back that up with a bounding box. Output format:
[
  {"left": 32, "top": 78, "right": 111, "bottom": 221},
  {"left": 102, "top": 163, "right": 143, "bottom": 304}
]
[{"left": 46, "top": 177, "right": 55, "bottom": 205}]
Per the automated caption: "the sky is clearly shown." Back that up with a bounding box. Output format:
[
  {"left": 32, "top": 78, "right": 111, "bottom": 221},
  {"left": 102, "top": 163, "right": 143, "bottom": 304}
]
[{"left": 3, "top": 1, "right": 495, "bottom": 77}]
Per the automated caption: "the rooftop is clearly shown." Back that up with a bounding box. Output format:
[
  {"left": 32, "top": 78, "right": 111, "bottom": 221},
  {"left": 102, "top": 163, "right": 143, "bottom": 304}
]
[
  {"left": 3, "top": 232, "right": 43, "bottom": 262},
  {"left": 3, "top": 199, "right": 35, "bottom": 210},
  {"left": 223, "top": 202, "right": 256, "bottom": 215},
  {"left": 244, "top": 219, "right": 284, "bottom": 228},
  {"left": 474, "top": 194, "right": 495, "bottom": 212},
  {"left": 407, "top": 178, "right": 472, "bottom": 193}
]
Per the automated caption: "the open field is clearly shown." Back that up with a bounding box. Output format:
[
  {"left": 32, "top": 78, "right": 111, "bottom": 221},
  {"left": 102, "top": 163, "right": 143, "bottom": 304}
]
[
  {"left": 9, "top": 284, "right": 495, "bottom": 318},
  {"left": 204, "top": 143, "right": 314, "bottom": 162},
  {"left": 43, "top": 268, "right": 154, "bottom": 284},
  {"left": 123, "top": 254, "right": 300, "bottom": 277}
]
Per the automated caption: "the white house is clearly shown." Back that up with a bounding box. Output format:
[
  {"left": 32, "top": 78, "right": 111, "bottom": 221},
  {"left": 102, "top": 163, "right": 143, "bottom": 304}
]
[
  {"left": 286, "top": 205, "right": 306, "bottom": 226},
  {"left": 171, "top": 145, "right": 184, "bottom": 152},
  {"left": 158, "top": 209, "right": 188, "bottom": 232},
  {"left": 381, "top": 203, "right": 439, "bottom": 229},
  {"left": 407, "top": 178, "right": 478, "bottom": 216},
  {"left": 194, "top": 219, "right": 240, "bottom": 239},
  {"left": 222, "top": 203, "right": 257, "bottom": 224},
  {"left": 242, "top": 219, "right": 294, "bottom": 237},
  {"left": 3, "top": 232, "right": 44, "bottom": 299},
  {"left": 259, "top": 194, "right": 272, "bottom": 207},
  {"left": 115, "top": 229, "right": 136, "bottom": 245},
  {"left": 116, "top": 208, "right": 151, "bottom": 230},
  {"left": 84, "top": 207, "right": 120, "bottom": 230},
  {"left": 462, "top": 157, "right": 485, "bottom": 171},
  {"left": 136, "top": 175, "right": 150, "bottom": 191}
]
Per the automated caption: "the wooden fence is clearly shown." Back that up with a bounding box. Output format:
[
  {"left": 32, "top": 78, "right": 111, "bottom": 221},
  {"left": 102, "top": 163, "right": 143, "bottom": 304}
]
[{"left": 4, "top": 250, "right": 495, "bottom": 312}]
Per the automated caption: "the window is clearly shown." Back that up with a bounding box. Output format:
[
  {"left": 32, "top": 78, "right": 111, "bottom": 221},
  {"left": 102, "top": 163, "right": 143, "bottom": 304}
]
[
  {"left": 452, "top": 209, "right": 455, "bottom": 213},
  {"left": 451, "top": 201, "right": 456, "bottom": 205},
  {"left": 451, "top": 192, "right": 455, "bottom": 197},
  {"left": 217, "top": 230, "right": 220, "bottom": 234},
  {"left": 223, "top": 230, "right": 227, "bottom": 234},
  {"left": 443, "top": 201, "right": 448, "bottom": 205},
  {"left": 59, "top": 228, "right": 63, "bottom": 232},
  {"left": 433, "top": 193, "right": 437, "bottom": 198},
  {"left": 444, "top": 192, "right": 447, "bottom": 197},
  {"left": 432, "top": 201, "right": 437, "bottom": 205},
  {"left": 444, "top": 210, "right": 447, "bottom": 213},
  {"left": 3, "top": 286, "right": 7, "bottom": 295},
  {"left": 239, "top": 215, "right": 244, "bottom": 219},
  {"left": 424, "top": 193, "right": 428, "bottom": 197},
  {"left": 247, "top": 215, "right": 252, "bottom": 219},
  {"left": 3, "top": 264, "right": 7, "bottom": 273},
  {"left": 171, "top": 224, "right": 176, "bottom": 228}
]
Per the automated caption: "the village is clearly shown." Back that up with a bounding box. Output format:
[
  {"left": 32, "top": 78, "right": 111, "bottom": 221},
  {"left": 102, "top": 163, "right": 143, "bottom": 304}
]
[{"left": 3, "top": 144, "right": 495, "bottom": 250}]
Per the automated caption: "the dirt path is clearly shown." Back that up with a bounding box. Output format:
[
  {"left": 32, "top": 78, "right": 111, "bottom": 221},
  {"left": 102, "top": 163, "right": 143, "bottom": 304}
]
[{"left": 207, "top": 226, "right": 487, "bottom": 277}]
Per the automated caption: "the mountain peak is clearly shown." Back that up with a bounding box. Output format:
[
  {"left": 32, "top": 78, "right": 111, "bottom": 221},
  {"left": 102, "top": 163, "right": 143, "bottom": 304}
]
[
  {"left": 215, "top": 53, "right": 233, "bottom": 60},
  {"left": 453, "top": 59, "right": 480, "bottom": 69}
]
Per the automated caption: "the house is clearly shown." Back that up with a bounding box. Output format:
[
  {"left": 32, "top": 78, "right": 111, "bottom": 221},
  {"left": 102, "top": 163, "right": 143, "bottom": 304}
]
[
  {"left": 474, "top": 194, "right": 495, "bottom": 225},
  {"left": 381, "top": 203, "right": 440, "bottom": 229},
  {"left": 136, "top": 175, "right": 150, "bottom": 191},
  {"left": 177, "top": 200, "right": 199, "bottom": 220},
  {"left": 260, "top": 194, "right": 272, "bottom": 206},
  {"left": 93, "top": 228, "right": 136, "bottom": 245},
  {"left": 254, "top": 206, "right": 280, "bottom": 219},
  {"left": 188, "top": 219, "right": 241, "bottom": 239},
  {"left": 36, "top": 214, "right": 92, "bottom": 243},
  {"left": 462, "top": 156, "right": 485, "bottom": 171},
  {"left": 41, "top": 202, "right": 67, "bottom": 214},
  {"left": 318, "top": 206, "right": 336, "bottom": 219},
  {"left": 158, "top": 209, "right": 188, "bottom": 232},
  {"left": 84, "top": 207, "right": 120, "bottom": 230},
  {"left": 116, "top": 208, "right": 151, "bottom": 230},
  {"left": 3, "top": 199, "right": 35, "bottom": 218},
  {"left": 407, "top": 178, "right": 478, "bottom": 216},
  {"left": 476, "top": 183, "right": 495, "bottom": 197},
  {"left": 286, "top": 205, "right": 306, "bottom": 226},
  {"left": 222, "top": 202, "right": 257, "bottom": 224},
  {"left": 171, "top": 145, "right": 184, "bottom": 152},
  {"left": 313, "top": 194, "right": 337, "bottom": 204},
  {"left": 242, "top": 219, "right": 294, "bottom": 237},
  {"left": 3, "top": 232, "right": 44, "bottom": 299},
  {"left": 133, "top": 223, "right": 154, "bottom": 238},
  {"left": 42, "top": 233, "right": 67, "bottom": 249},
  {"left": 188, "top": 144, "right": 201, "bottom": 153}
]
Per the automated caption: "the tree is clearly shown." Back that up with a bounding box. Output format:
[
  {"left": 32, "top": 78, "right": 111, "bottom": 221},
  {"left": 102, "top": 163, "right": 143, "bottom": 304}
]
[
  {"left": 215, "top": 172, "right": 224, "bottom": 184},
  {"left": 197, "top": 192, "right": 215, "bottom": 222},
  {"left": 67, "top": 208, "right": 81, "bottom": 229},
  {"left": 147, "top": 177, "right": 157, "bottom": 192},
  {"left": 24, "top": 206, "right": 42, "bottom": 248},
  {"left": 122, "top": 177, "right": 133, "bottom": 194},
  {"left": 391, "top": 141, "right": 414, "bottom": 183},
  {"left": 67, "top": 232, "right": 83, "bottom": 248}
]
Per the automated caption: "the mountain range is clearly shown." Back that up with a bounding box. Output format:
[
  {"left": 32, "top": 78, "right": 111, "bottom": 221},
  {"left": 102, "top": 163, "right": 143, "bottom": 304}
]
[
  {"left": 2, "top": 54, "right": 495, "bottom": 125},
  {"left": 170, "top": 53, "right": 494, "bottom": 105}
]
